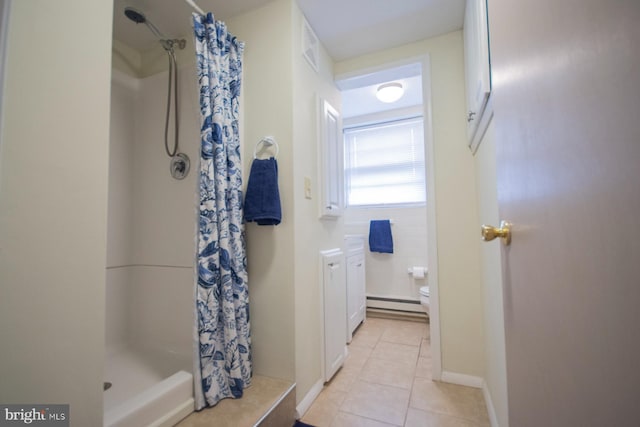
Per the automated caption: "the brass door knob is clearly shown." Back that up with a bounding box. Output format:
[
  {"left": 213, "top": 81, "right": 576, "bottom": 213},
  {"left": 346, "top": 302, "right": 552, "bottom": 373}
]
[{"left": 481, "top": 221, "right": 512, "bottom": 246}]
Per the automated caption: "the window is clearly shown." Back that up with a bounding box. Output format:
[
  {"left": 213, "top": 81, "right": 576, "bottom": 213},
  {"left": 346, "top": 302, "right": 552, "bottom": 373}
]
[{"left": 344, "top": 117, "right": 425, "bottom": 207}]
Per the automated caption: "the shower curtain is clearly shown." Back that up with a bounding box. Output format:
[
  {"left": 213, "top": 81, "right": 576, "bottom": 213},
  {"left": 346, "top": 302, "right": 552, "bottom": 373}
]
[{"left": 192, "top": 13, "right": 251, "bottom": 409}]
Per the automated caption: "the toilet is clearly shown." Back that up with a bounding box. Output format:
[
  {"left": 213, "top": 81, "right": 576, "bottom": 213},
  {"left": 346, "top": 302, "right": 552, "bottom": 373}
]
[{"left": 419, "top": 286, "right": 430, "bottom": 315}]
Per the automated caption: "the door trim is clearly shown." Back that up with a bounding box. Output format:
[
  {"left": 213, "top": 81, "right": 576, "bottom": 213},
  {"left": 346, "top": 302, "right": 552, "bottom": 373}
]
[
  {"left": 421, "top": 53, "right": 442, "bottom": 380},
  {"left": 335, "top": 54, "right": 442, "bottom": 381}
]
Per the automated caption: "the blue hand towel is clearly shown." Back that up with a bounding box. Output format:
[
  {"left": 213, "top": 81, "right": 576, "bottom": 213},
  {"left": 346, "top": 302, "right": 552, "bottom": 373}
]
[
  {"left": 244, "top": 157, "right": 282, "bottom": 225},
  {"left": 369, "top": 220, "right": 393, "bottom": 253}
]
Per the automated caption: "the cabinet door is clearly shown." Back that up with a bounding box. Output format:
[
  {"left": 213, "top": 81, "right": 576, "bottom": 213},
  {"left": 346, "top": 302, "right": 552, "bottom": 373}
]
[
  {"left": 464, "top": 0, "right": 491, "bottom": 143},
  {"left": 321, "top": 249, "right": 346, "bottom": 382},
  {"left": 318, "top": 98, "right": 343, "bottom": 218}
]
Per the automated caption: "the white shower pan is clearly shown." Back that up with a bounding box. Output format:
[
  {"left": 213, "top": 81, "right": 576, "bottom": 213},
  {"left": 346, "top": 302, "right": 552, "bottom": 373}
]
[{"left": 104, "top": 346, "right": 193, "bottom": 427}]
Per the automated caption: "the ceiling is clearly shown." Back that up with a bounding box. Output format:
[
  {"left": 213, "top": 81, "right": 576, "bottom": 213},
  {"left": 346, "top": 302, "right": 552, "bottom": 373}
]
[
  {"left": 112, "top": 0, "right": 465, "bottom": 61},
  {"left": 297, "top": 0, "right": 465, "bottom": 61},
  {"left": 340, "top": 63, "right": 424, "bottom": 119}
]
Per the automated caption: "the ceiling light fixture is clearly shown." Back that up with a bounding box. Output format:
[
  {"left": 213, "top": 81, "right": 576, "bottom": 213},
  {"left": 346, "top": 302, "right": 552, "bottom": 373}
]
[{"left": 376, "top": 82, "right": 404, "bottom": 103}]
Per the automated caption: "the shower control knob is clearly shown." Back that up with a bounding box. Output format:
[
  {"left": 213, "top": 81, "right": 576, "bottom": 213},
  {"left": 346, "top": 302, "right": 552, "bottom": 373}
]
[{"left": 170, "top": 153, "right": 190, "bottom": 180}]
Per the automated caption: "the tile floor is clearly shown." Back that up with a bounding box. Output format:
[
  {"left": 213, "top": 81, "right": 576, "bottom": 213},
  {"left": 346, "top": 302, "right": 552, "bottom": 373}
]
[{"left": 300, "top": 316, "right": 490, "bottom": 427}]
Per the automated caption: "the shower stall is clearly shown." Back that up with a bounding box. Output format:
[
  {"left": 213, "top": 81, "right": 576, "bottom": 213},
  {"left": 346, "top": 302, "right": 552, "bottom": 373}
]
[{"left": 105, "top": 7, "right": 199, "bottom": 426}]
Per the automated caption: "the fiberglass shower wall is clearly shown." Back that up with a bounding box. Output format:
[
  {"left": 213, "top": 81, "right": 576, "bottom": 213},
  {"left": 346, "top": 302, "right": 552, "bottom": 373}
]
[{"left": 106, "top": 52, "right": 199, "bottom": 372}]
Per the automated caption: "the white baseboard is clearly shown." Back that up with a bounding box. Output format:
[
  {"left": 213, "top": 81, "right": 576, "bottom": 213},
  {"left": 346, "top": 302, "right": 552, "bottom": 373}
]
[
  {"left": 295, "top": 379, "right": 323, "bottom": 419},
  {"left": 366, "top": 295, "right": 426, "bottom": 314},
  {"left": 440, "top": 371, "right": 484, "bottom": 388},
  {"left": 482, "top": 381, "right": 499, "bottom": 427}
]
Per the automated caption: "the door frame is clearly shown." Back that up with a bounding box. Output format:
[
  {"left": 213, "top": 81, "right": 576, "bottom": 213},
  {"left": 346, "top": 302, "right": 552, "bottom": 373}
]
[
  {"left": 421, "top": 53, "right": 442, "bottom": 380},
  {"left": 335, "top": 54, "right": 442, "bottom": 380}
]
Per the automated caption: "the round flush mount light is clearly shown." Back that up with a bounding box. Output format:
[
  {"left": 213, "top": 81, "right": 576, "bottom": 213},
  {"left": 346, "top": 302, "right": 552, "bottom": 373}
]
[{"left": 376, "top": 82, "right": 404, "bottom": 103}]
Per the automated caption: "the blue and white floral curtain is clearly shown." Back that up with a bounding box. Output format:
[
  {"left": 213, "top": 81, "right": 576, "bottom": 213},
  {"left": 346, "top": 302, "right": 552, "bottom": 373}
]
[{"left": 192, "top": 12, "right": 251, "bottom": 409}]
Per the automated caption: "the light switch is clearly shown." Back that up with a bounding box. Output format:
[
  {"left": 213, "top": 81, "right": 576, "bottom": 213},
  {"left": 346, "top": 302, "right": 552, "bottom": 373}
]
[{"left": 304, "top": 176, "right": 312, "bottom": 199}]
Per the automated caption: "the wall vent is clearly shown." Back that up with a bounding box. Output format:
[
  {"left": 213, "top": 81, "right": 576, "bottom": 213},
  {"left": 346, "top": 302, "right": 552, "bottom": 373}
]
[{"left": 302, "top": 17, "right": 319, "bottom": 73}]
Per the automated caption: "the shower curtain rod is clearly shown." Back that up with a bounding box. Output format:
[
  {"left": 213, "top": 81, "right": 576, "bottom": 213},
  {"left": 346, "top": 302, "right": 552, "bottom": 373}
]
[{"left": 185, "top": 0, "right": 205, "bottom": 15}]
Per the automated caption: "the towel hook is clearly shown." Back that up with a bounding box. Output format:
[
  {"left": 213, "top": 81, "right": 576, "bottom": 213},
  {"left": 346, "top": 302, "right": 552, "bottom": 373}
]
[{"left": 253, "top": 136, "right": 279, "bottom": 159}]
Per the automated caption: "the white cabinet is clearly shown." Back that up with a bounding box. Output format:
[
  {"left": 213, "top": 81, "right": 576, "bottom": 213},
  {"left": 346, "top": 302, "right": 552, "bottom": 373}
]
[
  {"left": 320, "top": 248, "right": 347, "bottom": 382},
  {"left": 345, "top": 235, "right": 366, "bottom": 343},
  {"left": 464, "top": 0, "right": 491, "bottom": 149},
  {"left": 318, "top": 98, "right": 343, "bottom": 219}
]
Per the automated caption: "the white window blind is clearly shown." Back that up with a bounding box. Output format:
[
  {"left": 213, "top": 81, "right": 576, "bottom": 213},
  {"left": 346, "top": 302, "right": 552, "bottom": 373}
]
[{"left": 344, "top": 117, "right": 426, "bottom": 207}]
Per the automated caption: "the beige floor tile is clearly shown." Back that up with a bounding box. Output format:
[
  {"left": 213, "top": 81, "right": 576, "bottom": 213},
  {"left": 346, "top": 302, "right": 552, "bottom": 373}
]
[
  {"left": 371, "top": 341, "right": 420, "bottom": 366},
  {"left": 398, "top": 320, "right": 428, "bottom": 333},
  {"left": 380, "top": 324, "right": 425, "bottom": 347},
  {"left": 404, "top": 407, "right": 480, "bottom": 427},
  {"left": 357, "top": 319, "right": 390, "bottom": 336},
  {"left": 303, "top": 318, "right": 490, "bottom": 427},
  {"left": 340, "top": 380, "right": 410, "bottom": 426},
  {"left": 359, "top": 356, "right": 416, "bottom": 389},
  {"left": 409, "top": 378, "right": 487, "bottom": 425},
  {"left": 300, "top": 388, "right": 346, "bottom": 427},
  {"left": 362, "top": 317, "right": 399, "bottom": 329},
  {"left": 420, "top": 339, "right": 431, "bottom": 358},
  {"left": 471, "top": 392, "right": 491, "bottom": 426},
  {"left": 415, "top": 356, "right": 432, "bottom": 379},
  {"left": 349, "top": 342, "right": 375, "bottom": 358},
  {"left": 325, "top": 367, "right": 358, "bottom": 393},
  {"left": 350, "top": 327, "right": 383, "bottom": 349},
  {"left": 343, "top": 344, "right": 374, "bottom": 373},
  {"left": 331, "top": 411, "right": 399, "bottom": 427}
]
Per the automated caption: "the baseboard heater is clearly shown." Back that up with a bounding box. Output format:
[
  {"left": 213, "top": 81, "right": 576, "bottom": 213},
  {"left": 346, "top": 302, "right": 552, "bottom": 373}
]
[{"left": 366, "top": 295, "right": 426, "bottom": 315}]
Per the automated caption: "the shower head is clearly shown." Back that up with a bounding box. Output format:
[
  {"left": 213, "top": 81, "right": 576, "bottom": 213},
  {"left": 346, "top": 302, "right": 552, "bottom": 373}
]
[
  {"left": 123, "top": 6, "right": 166, "bottom": 40},
  {"left": 124, "top": 7, "right": 146, "bottom": 24}
]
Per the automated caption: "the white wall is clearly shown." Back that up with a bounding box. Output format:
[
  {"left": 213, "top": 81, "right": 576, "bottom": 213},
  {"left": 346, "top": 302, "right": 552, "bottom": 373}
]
[
  {"left": 112, "top": 39, "right": 142, "bottom": 78},
  {"left": 106, "top": 71, "right": 137, "bottom": 351},
  {"left": 291, "top": 2, "right": 344, "bottom": 404},
  {"left": 112, "top": 33, "right": 195, "bottom": 79},
  {"left": 345, "top": 206, "right": 428, "bottom": 300},
  {"left": 106, "top": 59, "right": 198, "bottom": 367},
  {"left": 227, "top": 0, "right": 297, "bottom": 382},
  {"left": 0, "top": 0, "right": 112, "bottom": 424},
  {"left": 129, "top": 63, "right": 198, "bottom": 359},
  {"left": 108, "top": 72, "right": 136, "bottom": 269},
  {"left": 229, "top": 0, "right": 344, "bottom": 402},
  {"left": 335, "top": 32, "right": 485, "bottom": 378},
  {"left": 130, "top": 66, "right": 199, "bottom": 269}
]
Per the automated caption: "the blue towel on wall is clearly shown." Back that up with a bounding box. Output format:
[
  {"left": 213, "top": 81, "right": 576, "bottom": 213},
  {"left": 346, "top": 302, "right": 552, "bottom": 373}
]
[
  {"left": 369, "top": 220, "right": 393, "bottom": 253},
  {"left": 244, "top": 157, "right": 282, "bottom": 225}
]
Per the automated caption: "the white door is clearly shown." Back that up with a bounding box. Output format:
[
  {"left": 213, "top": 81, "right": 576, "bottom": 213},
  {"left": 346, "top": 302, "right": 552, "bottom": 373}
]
[
  {"left": 489, "top": 0, "right": 640, "bottom": 425},
  {"left": 474, "top": 113, "right": 508, "bottom": 427}
]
